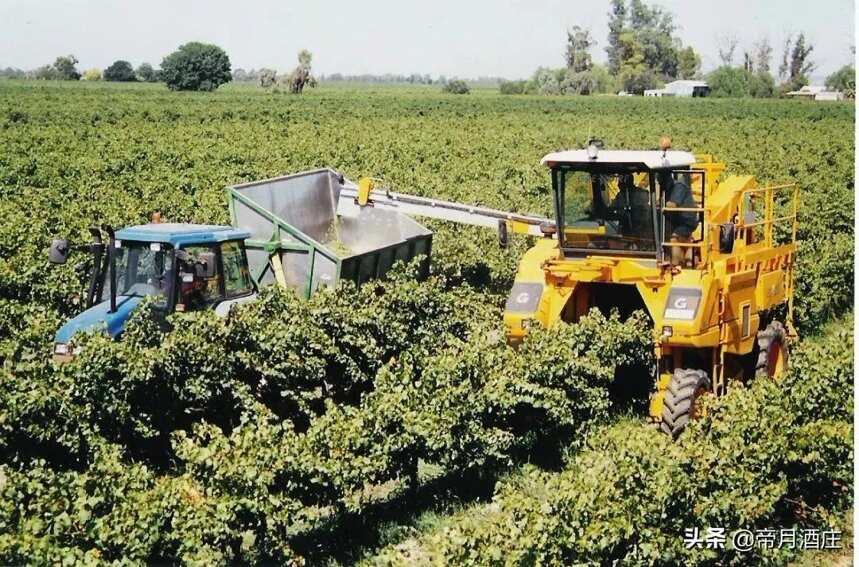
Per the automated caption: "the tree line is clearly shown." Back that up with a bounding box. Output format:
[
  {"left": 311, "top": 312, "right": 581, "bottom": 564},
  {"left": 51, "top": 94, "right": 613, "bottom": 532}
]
[
  {"left": 500, "top": 0, "right": 855, "bottom": 98},
  {"left": 706, "top": 32, "right": 853, "bottom": 97},
  {"left": 0, "top": 43, "right": 319, "bottom": 94}
]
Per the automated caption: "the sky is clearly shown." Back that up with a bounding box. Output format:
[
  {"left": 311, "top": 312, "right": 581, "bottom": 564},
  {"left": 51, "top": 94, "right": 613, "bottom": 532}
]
[{"left": 0, "top": 0, "right": 854, "bottom": 81}]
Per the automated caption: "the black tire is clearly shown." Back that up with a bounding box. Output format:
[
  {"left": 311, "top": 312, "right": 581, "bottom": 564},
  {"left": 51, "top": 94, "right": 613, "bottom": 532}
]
[
  {"left": 755, "top": 321, "right": 788, "bottom": 378},
  {"left": 660, "top": 368, "right": 710, "bottom": 438}
]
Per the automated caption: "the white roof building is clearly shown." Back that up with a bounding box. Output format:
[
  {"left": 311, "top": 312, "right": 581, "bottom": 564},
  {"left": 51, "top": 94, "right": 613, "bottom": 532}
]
[
  {"left": 786, "top": 85, "right": 844, "bottom": 101},
  {"left": 644, "top": 80, "right": 710, "bottom": 98},
  {"left": 541, "top": 150, "right": 696, "bottom": 170}
]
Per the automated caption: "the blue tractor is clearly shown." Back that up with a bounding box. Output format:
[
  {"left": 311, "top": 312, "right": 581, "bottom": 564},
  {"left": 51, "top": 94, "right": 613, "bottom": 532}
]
[
  {"left": 50, "top": 223, "right": 256, "bottom": 361},
  {"left": 48, "top": 167, "right": 530, "bottom": 361}
]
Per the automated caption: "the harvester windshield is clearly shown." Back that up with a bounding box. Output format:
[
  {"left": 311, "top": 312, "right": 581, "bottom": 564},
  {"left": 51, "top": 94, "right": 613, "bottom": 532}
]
[{"left": 557, "top": 170, "right": 657, "bottom": 253}]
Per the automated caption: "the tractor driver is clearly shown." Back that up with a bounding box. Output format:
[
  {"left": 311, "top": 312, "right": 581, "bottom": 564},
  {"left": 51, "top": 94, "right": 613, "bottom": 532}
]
[{"left": 661, "top": 171, "right": 698, "bottom": 267}]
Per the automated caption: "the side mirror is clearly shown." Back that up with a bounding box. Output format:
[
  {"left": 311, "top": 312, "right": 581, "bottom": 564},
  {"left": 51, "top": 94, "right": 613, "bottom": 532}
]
[
  {"left": 719, "top": 222, "right": 736, "bottom": 253},
  {"left": 195, "top": 251, "right": 217, "bottom": 279},
  {"left": 49, "top": 239, "right": 70, "bottom": 264},
  {"left": 539, "top": 222, "right": 557, "bottom": 238},
  {"left": 497, "top": 220, "right": 509, "bottom": 249}
]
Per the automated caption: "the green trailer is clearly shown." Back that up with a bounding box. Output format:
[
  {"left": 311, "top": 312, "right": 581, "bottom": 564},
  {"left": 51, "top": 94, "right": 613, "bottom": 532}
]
[{"left": 227, "top": 168, "right": 433, "bottom": 298}]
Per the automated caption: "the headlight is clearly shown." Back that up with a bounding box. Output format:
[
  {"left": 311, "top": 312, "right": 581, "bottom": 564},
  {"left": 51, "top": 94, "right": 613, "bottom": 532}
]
[{"left": 54, "top": 343, "right": 69, "bottom": 355}]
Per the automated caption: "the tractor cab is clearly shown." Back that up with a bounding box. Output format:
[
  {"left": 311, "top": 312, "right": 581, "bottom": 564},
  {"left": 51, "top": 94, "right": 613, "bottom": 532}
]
[
  {"left": 541, "top": 144, "right": 701, "bottom": 263},
  {"left": 50, "top": 223, "right": 255, "bottom": 360}
]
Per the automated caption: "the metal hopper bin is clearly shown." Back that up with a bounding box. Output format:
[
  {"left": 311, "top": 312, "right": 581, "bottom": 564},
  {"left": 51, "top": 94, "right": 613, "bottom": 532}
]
[{"left": 227, "top": 168, "right": 432, "bottom": 298}]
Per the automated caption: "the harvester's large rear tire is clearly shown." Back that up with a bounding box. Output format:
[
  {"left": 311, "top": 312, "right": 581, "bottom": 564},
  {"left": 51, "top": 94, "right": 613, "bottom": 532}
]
[
  {"left": 755, "top": 321, "right": 788, "bottom": 379},
  {"left": 660, "top": 368, "right": 710, "bottom": 439}
]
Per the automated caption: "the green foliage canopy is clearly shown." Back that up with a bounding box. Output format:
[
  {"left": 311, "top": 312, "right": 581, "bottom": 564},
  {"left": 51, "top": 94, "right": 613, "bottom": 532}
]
[
  {"left": 826, "top": 65, "right": 855, "bottom": 97},
  {"left": 103, "top": 60, "right": 137, "bottom": 82},
  {"left": 707, "top": 66, "right": 774, "bottom": 98},
  {"left": 135, "top": 63, "right": 158, "bottom": 82},
  {"left": 442, "top": 79, "right": 470, "bottom": 94},
  {"left": 160, "top": 42, "right": 232, "bottom": 92}
]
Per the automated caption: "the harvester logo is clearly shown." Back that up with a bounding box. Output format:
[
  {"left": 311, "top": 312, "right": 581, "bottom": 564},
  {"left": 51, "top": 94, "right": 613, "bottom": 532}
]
[
  {"left": 505, "top": 282, "right": 543, "bottom": 314},
  {"left": 664, "top": 287, "right": 702, "bottom": 320}
]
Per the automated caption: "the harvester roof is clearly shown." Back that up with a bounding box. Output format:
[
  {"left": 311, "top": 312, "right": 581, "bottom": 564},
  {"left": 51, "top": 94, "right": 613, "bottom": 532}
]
[
  {"left": 115, "top": 223, "right": 250, "bottom": 247},
  {"left": 541, "top": 149, "right": 696, "bottom": 170}
]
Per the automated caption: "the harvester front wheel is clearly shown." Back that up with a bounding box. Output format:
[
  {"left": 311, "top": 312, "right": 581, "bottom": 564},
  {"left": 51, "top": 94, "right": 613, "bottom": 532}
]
[
  {"left": 755, "top": 321, "right": 788, "bottom": 378},
  {"left": 660, "top": 369, "right": 710, "bottom": 438}
]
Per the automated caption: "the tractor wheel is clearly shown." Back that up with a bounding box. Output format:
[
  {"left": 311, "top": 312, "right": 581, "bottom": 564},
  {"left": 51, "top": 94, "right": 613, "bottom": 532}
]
[
  {"left": 660, "top": 368, "right": 710, "bottom": 438},
  {"left": 755, "top": 321, "right": 788, "bottom": 378}
]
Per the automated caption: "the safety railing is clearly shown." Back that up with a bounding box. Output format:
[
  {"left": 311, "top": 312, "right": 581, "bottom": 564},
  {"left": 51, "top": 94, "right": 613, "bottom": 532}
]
[
  {"left": 660, "top": 169, "right": 707, "bottom": 266},
  {"left": 736, "top": 183, "right": 799, "bottom": 247},
  {"left": 660, "top": 182, "right": 798, "bottom": 267}
]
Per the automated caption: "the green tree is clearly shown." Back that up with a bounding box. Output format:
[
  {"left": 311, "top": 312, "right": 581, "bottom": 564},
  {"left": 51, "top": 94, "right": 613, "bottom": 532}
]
[
  {"left": 589, "top": 64, "right": 616, "bottom": 93},
  {"left": 531, "top": 67, "right": 563, "bottom": 95},
  {"left": 748, "top": 71, "right": 775, "bottom": 97},
  {"left": 606, "top": 0, "right": 628, "bottom": 74},
  {"left": 707, "top": 66, "right": 749, "bottom": 97},
  {"left": 52, "top": 55, "right": 81, "bottom": 80},
  {"left": 82, "top": 68, "right": 102, "bottom": 81},
  {"left": 753, "top": 38, "right": 772, "bottom": 73},
  {"left": 565, "top": 26, "right": 595, "bottom": 73},
  {"left": 561, "top": 71, "right": 596, "bottom": 95},
  {"left": 627, "top": 0, "right": 678, "bottom": 77},
  {"left": 561, "top": 26, "right": 601, "bottom": 95},
  {"left": 135, "top": 63, "right": 157, "bottom": 82},
  {"left": 707, "top": 66, "right": 774, "bottom": 98},
  {"left": 258, "top": 68, "right": 277, "bottom": 88},
  {"left": 789, "top": 33, "right": 815, "bottom": 83},
  {"left": 284, "top": 49, "right": 316, "bottom": 94},
  {"left": 442, "top": 79, "right": 470, "bottom": 94},
  {"left": 826, "top": 65, "right": 855, "bottom": 97},
  {"left": 32, "top": 65, "right": 57, "bottom": 80},
  {"left": 779, "top": 33, "right": 814, "bottom": 90},
  {"left": 606, "top": 0, "right": 682, "bottom": 80},
  {"left": 499, "top": 80, "right": 528, "bottom": 94},
  {"left": 103, "top": 60, "right": 137, "bottom": 82},
  {"left": 617, "top": 32, "right": 659, "bottom": 93},
  {"left": 677, "top": 46, "right": 700, "bottom": 79},
  {"left": 160, "top": 42, "right": 232, "bottom": 91}
]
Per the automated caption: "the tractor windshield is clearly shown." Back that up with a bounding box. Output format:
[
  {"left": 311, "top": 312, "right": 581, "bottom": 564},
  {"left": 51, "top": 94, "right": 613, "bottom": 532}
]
[
  {"left": 556, "top": 169, "right": 657, "bottom": 254},
  {"left": 113, "top": 241, "right": 173, "bottom": 307}
]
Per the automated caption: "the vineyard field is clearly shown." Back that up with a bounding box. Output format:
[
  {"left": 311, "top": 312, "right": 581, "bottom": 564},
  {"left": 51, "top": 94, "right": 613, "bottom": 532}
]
[{"left": 0, "top": 80, "right": 854, "bottom": 565}]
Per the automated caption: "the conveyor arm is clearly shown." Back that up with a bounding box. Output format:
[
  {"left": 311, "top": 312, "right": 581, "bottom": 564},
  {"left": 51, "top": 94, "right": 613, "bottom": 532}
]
[{"left": 337, "top": 178, "right": 554, "bottom": 237}]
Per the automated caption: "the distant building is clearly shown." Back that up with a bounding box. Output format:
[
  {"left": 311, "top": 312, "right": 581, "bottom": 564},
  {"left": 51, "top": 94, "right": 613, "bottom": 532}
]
[
  {"left": 786, "top": 85, "right": 844, "bottom": 101},
  {"left": 644, "top": 80, "right": 710, "bottom": 98}
]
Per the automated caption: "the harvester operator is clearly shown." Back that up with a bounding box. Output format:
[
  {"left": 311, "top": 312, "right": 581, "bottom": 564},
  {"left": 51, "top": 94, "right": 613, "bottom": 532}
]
[
  {"left": 661, "top": 171, "right": 698, "bottom": 267},
  {"left": 609, "top": 174, "right": 652, "bottom": 237}
]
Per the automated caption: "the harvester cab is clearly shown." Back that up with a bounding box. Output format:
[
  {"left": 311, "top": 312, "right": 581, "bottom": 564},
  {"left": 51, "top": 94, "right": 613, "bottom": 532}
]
[
  {"left": 50, "top": 223, "right": 256, "bottom": 361},
  {"left": 503, "top": 139, "right": 798, "bottom": 436}
]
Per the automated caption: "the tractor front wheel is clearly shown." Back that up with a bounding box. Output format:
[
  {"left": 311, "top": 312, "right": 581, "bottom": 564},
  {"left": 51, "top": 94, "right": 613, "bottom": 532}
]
[
  {"left": 755, "top": 321, "right": 788, "bottom": 378},
  {"left": 660, "top": 368, "right": 710, "bottom": 438}
]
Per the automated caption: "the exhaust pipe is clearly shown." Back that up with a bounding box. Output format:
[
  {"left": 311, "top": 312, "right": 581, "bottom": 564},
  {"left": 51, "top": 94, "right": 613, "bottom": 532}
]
[{"left": 102, "top": 225, "right": 117, "bottom": 314}]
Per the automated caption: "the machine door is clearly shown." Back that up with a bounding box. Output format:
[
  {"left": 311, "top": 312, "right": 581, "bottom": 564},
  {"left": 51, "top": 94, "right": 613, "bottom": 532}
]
[{"left": 176, "top": 240, "right": 255, "bottom": 313}]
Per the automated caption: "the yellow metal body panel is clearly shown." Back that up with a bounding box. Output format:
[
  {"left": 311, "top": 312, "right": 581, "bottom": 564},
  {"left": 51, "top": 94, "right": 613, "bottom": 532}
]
[
  {"left": 648, "top": 372, "right": 673, "bottom": 419},
  {"left": 503, "top": 154, "right": 798, "bottom": 423}
]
